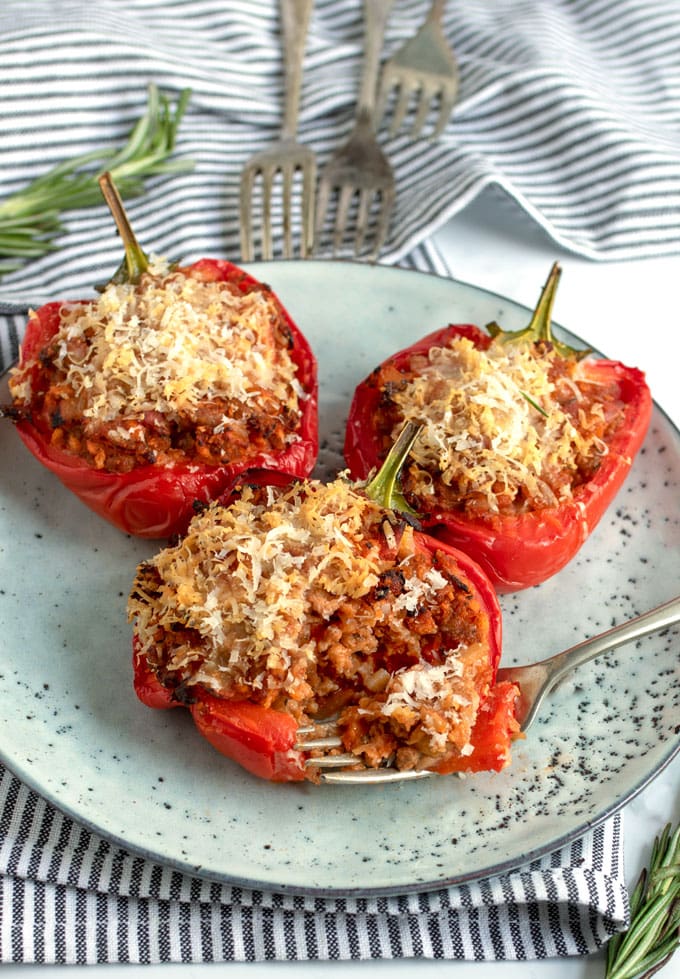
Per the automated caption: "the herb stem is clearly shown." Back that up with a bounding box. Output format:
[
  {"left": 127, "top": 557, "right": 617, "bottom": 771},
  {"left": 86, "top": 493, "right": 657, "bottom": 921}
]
[
  {"left": 0, "top": 84, "right": 192, "bottom": 276},
  {"left": 365, "top": 421, "right": 422, "bottom": 516},
  {"left": 605, "top": 823, "right": 680, "bottom": 979},
  {"left": 98, "top": 172, "right": 148, "bottom": 283}
]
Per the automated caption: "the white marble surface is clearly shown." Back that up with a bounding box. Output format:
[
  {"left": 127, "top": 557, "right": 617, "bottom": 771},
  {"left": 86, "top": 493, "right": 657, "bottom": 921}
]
[{"left": 5, "top": 189, "right": 680, "bottom": 977}]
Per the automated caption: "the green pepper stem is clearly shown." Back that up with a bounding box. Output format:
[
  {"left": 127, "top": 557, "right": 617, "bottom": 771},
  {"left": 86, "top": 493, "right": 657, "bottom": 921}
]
[
  {"left": 364, "top": 421, "right": 422, "bottom": 516},
  {"left": 527, "top": 261, "right": 561, "bottom": 344},
  {"left": 98, "top": 171, "right": 149, "bottom": 283},
  {"left": 487, "top": 262, "right": 590, "bottom": 361}
]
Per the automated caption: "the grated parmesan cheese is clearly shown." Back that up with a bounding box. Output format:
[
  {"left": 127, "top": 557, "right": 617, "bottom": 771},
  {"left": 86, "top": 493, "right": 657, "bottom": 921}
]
[
  {"left": 57, "top": 259, "right": 299, "bottom": 421},
  {"left": 128, "top": 475, "right": 494, "bottom": 764},
  {"left": 9, "top": 257, "right": 305, "bottom": 470},
  {"left": 381, "top": 644, "right": 489, "bottom": 754},
  {"left": 387, "top": 336, "right": 617, "bottom": 513},
  {"left": 129, "top": 478, "right": 390, "bottom": 702}
]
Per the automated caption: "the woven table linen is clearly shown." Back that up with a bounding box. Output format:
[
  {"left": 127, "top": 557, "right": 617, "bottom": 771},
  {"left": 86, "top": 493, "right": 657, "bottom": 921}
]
[
  {"left": 0, "top": 0, "right": 663, "bottom": 964},
  {"left": 1, "top": 0, "right": 680, "bottom": 315},
  {"left": 0, "top": 758, "right": 628, "bottom": 964}
]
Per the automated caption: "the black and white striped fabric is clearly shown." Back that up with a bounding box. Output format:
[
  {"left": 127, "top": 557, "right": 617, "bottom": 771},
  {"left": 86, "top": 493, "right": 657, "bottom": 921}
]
[
  {"left": 0, "top": 760, "right": 628, "bottom": 965},
  {"left": 0, "top": 0, "right": 652, "bottom": 963},
  {"left": 1, "top": 0, "right": 680, "bottom": 315}
]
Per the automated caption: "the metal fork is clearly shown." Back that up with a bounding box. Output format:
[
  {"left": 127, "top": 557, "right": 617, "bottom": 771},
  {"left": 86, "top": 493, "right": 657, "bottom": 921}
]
[
  {"left": 376, "top": 0, "right": 459, "bottom": 139},
  {"left": 314, "top": 0, "right": 396, "bottom": 259},
  {"left": 295, "top": 594, "right": 680, "bottom": 783},
  {"left": 239, "top": 0, "right": 316, "bottom": 261}
]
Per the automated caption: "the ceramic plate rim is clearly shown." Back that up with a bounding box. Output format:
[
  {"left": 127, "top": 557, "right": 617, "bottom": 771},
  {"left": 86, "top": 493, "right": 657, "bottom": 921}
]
[{"left": 0, "top": 258, "right": 678, "bottom": 897}]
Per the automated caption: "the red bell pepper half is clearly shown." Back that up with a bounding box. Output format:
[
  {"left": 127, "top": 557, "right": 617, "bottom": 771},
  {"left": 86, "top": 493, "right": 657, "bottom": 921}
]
[
  {"left": 9, "top": 258, "right": 318, "bottom": 540},
  {"left": 130, "top": 424, "right": 518, "bottom": 782},
  {"left": 344, "top": 265, "right": 653, "bottom": 593},
  {"left": 133, "top": 644, "right": 306, "bottom": 782}
]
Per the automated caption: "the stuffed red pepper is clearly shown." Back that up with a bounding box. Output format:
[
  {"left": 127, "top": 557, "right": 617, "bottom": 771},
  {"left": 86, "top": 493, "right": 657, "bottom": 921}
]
[
  {"left": 5, "top": 177, "right": 318, "bottom": 539},
  {"left": 344, "top": 264, "right": 652, "bottom": 592},
  {"left": 128, "top": 426, "right": 519, "bottom": 782}
]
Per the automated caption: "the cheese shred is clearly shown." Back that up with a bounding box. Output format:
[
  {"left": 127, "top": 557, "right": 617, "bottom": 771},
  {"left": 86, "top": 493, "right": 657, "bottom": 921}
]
[
  {"left": 9, "top": 257, "right": 305, "bottom": 471},
  {"left": 128, "top": 477, "right": 496, "bottom": 770},
  {"left": 373, "top": 336, "right": 625, "bottom": 515}
]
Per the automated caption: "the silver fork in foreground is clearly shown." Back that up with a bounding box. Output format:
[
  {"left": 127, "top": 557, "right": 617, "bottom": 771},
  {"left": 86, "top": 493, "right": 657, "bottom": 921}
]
[
  {"left": 239, "top": 0, "right": 316, "bottom": 261},
  {"left": 295, "top": 595, "right": 680, "bottom": 783},
  {"left": 314, "top": 0, "right": 395, "bottom": 259},
  {"left": 376, "top": 0, "right": 459, "bottom": 139}
]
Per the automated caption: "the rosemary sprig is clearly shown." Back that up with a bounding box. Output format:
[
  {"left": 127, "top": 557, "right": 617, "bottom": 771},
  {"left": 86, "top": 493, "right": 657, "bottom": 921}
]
[
  {"left": 0, "top": 83, "right": 193, "bottom": 276},
  {"left": 605, "top": 822, "right": 680, "bottom": 979}
]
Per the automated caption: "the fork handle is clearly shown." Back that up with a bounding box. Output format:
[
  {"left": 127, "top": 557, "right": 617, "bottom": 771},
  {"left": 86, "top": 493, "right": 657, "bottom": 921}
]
[
  {"left": 279, "top": 0, "right": 314, "bottom": 140},
  {"left": 427, "top": 0, "right": 446, "bottom": 21},
  {"left": 358, "top": 0, "right": 395, "bottom": 122},
  {"left": 538, "top": 594, "right": 680, "bottom": 694}
]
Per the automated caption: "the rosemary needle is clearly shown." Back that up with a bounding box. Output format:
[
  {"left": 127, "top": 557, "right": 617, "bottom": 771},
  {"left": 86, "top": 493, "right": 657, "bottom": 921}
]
[
  {"left": 0, "top": 83, "right": 193, "bottom": 276},
  {"left": 605, "top": 822, "right": 679, "bottom": 979}
]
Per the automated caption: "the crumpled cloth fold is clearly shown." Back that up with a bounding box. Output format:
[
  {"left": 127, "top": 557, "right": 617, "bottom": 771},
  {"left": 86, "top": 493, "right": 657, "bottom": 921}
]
[
  {"left": 1, "top": 0, "right": 680, "bottom": 311},
  {"left": 0, "top": 760, "right": 628, "bottom": 964}
]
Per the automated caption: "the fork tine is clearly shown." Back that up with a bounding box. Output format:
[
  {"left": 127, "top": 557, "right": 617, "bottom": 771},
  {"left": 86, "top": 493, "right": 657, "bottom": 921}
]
[
  {"left": 354, "top": 187, "right": 373, "bottom": 255},
  {"left": 310, "top": 754, "right": 360, "bottom": 769},
  {"left": 433, "top": 85, "right": 457, "bottom": 139},
  {"left": 321, "top": 768, "right": 435, "bottom": 784},
  {"left": 371, "top": 183, "right": 395, "bottom": 259},
  {"left": 294, "top": 733, "right": 343, "bottom": 752},
  {"left": 314, "top": 174, "right": 332, "bottom": 249},
  {"left": 301, "top": 161, "right": 316, "bottom": 258},
  {"left": 282, "top": 162, "right": 295, "bottom": 259},
  {"left": 385, "top": 77, "right": 413, "bottom": 138},
  {"left": 260, "top": 169, "right": 276, "bottom": 260},
  {"left": 333, "top": 183, "right": 356, "bottom": 253},
  {"left": 239, "top": 168, "right": 256, "bottom": 262},
  {"left": 410, "top": 84, "right": 436, "bottom": 139}
]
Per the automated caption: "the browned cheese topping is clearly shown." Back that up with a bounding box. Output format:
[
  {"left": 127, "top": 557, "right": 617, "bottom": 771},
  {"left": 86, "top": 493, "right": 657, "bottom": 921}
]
[
  {"left": 9, "top": 258, "right": 305, "bottom": 472},
  {"left": 372, "top": 336, "right": 627, "bottom": 517},
  {"left": 128, "top": 477, "right": 493, "bottom": 771}
]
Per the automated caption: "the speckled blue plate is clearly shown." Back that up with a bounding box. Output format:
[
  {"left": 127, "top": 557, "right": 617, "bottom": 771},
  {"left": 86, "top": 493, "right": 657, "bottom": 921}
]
[{"left": 0, "top": 261, "right": 678, "bottom": 897}]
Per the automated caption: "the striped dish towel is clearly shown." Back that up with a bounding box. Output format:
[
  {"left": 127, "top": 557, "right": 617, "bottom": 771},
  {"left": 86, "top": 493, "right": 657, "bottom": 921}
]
[
  {"left": 1, "top": 0, "right": 680, "bottom": 314},
  {"left": 0, "top": 758, "right": 628, "bottom": 965},
  {"left": 0, "top": 240, "right": 630, "bottom": 964},
  {"left": 0, "top": 0, "right": 643, "bottom": 963}
]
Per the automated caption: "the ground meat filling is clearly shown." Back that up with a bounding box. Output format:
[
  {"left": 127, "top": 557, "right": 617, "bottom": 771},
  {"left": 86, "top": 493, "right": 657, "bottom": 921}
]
[
  {"left": 367, "top": 336, "right": 629, "bottom": 518},
  {"left": 128, "top": 478, "right": 494, "bottom": 772},
  {"left": 8, "top": 258, "right": 303, "bottom": 472}
]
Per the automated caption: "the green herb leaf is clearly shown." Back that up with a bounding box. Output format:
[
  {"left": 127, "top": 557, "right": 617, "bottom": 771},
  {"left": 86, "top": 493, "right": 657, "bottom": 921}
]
[
  {"left": 0, "top": 83, "right": 193, "bottom": 277},
  {"left": 605, "top": 822, "right": 680, "bottom": 979}
]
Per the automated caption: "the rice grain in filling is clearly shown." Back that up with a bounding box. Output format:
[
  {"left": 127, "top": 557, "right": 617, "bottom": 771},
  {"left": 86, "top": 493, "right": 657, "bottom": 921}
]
[
  {"left": 128, "top": 477, "right": 495, "bottom": 772},
  {"left": 8, "top": 257, "right": 305, "bottom": 473},
  {"left": 370, "top": 335, "right": 628, "bottom": 517}
]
